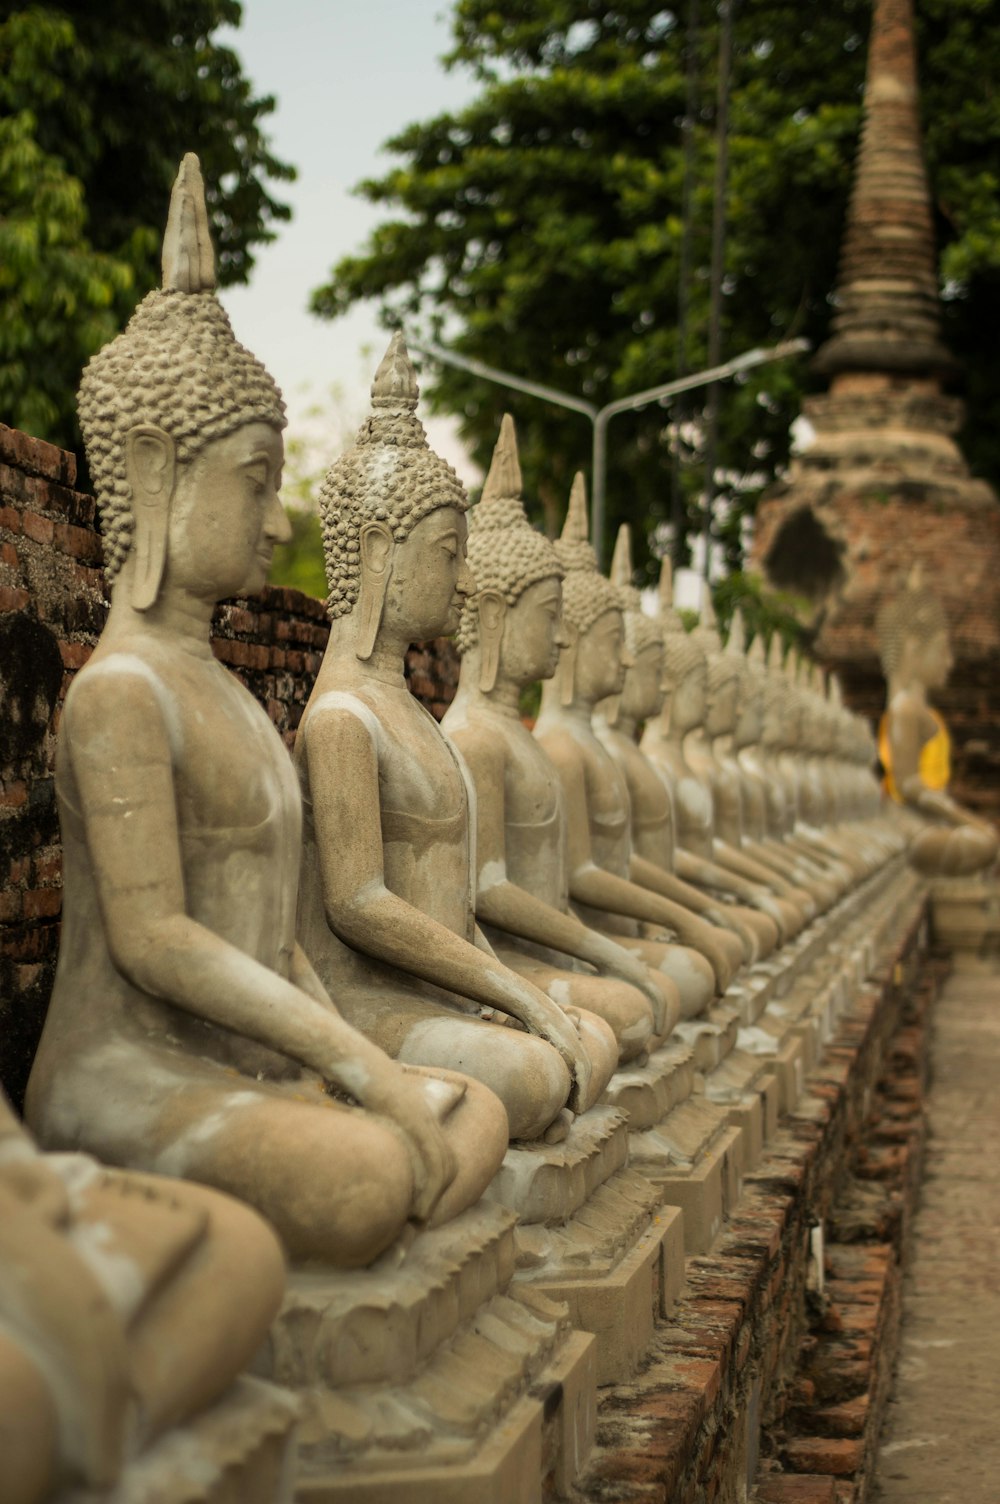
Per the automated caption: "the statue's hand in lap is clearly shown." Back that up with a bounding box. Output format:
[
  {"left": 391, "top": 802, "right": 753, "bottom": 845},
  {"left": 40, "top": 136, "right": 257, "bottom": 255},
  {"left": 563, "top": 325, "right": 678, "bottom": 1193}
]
[
  {"left": 519, "top": 999, "right": 593, "bottom": 1113},
  {"left": 360, "top": 1062, "right": 459, "bottom": 1222}
]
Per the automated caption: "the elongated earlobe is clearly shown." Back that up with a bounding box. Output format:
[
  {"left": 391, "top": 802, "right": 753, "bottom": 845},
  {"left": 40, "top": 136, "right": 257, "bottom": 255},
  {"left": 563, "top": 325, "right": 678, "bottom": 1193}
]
[
  {"left": 356, "top": 521, "right": 394, "bottom": 660},
  {"left": 558, "top": 632, "right": 579, "bottom": 708},
  {"left": 477, "top": 590, "right": 506, "bottom": 693},
  {"left": 604, "top": 691, "right": 622, "bottom": 726},
  {"left": 125, "top": 426, "right": 176, "bottom": 611}
]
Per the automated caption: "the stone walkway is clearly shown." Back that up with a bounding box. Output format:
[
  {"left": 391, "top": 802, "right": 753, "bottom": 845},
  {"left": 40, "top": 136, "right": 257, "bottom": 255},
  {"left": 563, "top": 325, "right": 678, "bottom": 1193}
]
[{"left": 874, "top": 968, "right": 1000, "bottom": 1502}]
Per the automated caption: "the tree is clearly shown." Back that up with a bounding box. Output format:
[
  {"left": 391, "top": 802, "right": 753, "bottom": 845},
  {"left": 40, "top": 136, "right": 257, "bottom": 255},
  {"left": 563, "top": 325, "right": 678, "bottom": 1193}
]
[
  {"left": 312, "top": 0, "right": 1000, "bottom": 580},
  {"left": 0, "top": 2, "right": 294, "bottom": 450}
]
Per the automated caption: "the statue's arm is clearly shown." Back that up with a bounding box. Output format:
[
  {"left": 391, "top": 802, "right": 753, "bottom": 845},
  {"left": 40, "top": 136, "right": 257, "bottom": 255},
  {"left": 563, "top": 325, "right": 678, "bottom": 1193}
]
[
  {"left": 451, "top": 725, "right": 614, "bottom": 962},
  {"left": 304, "top": 708, "right": 589, "bottom": 1072},
  {"left": 539, "top": 731, "right": 680, "bottom": 928},
  {"left": 65, "top": 675, "right": 441, "bottom": 1117}
]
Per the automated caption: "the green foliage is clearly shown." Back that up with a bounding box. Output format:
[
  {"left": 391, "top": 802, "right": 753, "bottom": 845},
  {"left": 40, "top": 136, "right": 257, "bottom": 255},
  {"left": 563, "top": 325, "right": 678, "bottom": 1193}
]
[
  {"left": 312, "top": 0, "right": 1000, "bottom": 574},
  {"left": 0, "top": 109, "right": 132, "bottom": 438},
  {"left": 0, "top": 1, "right": 294, "bottom": 450},
  {"left": 710, "top": 570, "right": 807, "bottom": 651},
  {"left": 269, "top": 507, "right": 327, "bottom": 600}
]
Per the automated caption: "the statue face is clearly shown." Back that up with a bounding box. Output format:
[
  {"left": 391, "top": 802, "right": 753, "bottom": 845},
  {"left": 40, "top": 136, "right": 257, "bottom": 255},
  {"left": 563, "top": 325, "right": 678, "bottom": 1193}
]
[
  {"left": 576, "top": 608, "right": 629, "bottom": 705},
  {"left": 167, "top": 421, "right": 287, "bottom": 601},
  {"left": 383, "top": 505, "right": 473, "bottom": 641},
  {"left": 503, "top": 575, "right": 565, "bottom": 685},
  {"left": 669, "top": 660, "right": 707, "bottom": 733},
  {"left": 919, "top": 628, "right": 953, "bottom": 690},
  {"left": 734, "top": 681, "right": 763, "bottom": 748},
  {"left": 622, "top": 642, "right": 665, "bottom": 722},
  {"left": 704, "top": 666, "right": 739, "bottom": 736}
]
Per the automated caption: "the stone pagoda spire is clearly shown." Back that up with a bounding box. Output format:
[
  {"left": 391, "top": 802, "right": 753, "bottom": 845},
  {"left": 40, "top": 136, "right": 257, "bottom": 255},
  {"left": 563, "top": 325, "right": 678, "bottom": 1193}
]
[
  {"left": 749, "top": 0, "right": 1000, "bottom": 813},
  {"left": 813, "top": 0, "right": 953, "bottom": 382}
]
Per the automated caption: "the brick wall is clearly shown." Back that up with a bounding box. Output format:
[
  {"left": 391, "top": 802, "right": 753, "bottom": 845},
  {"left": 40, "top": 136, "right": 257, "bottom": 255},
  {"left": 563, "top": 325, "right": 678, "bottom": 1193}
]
[{"left": 0, "top": 422, "right": 460, "bottom": 1107}]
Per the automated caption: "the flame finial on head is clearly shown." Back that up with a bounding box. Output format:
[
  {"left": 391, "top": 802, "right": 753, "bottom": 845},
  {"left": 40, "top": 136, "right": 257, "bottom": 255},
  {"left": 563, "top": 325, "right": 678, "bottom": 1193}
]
[
  {"left": 480, "top": 412, "right": 524, "bottom": 514},
  {"left": 610, "top": 523, "right": 662, "bottom": 656},
  {"left": 610, "top": 523, "right": 633, "bottom": 589},
  {"left": 371, "top": 330, "right": 420, "bottom": 411},
  {"left": 562, "top": 472, "right": 590, "bottom": 544},
  {"left": 726, "top": 610, "right": 746, "bottom": 659},
  {"left": 161, "top": 153, "right": 216, "bottom": 293},
  {"left": 456, "top": 412, "right": 563, "bottom": 654},
  {"left": 554, "top": 472, "right": 622, "bottom": 633}
]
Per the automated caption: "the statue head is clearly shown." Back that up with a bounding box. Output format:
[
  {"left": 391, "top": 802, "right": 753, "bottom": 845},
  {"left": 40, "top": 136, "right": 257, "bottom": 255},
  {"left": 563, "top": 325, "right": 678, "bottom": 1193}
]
[
  {"left": 79, "top": 154, "right": 286, "bottom": 608},
  {"left": 728, "top": 612, "right": 764, "bottom": 750},
  {"left": 604, "top": 524, "right": 664, "bottom": 724},
  {"left": 691, "top": 585, "right": 740, "bottom": 737},
  {"left": 875, "top": 563, "right": 952, "bottom": 694},
  {"left": 655, "top": 557, "right": 707, "bottom": 733},
  {"left": 318, "top": 333, "right": 472, "bottom": 657},
  {"left": 550, "top": 474, "right": 630, "bottom": 707},
  {"left": 761, "top": 633, "right": 793, "bottom": 749},
  {"left": 455, "top": 414, "right": 565, "bottom": 691}
]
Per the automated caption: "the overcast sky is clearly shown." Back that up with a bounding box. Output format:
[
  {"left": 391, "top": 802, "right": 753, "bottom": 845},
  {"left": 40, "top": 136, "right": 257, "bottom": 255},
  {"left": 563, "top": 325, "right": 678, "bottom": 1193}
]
[{"left": 219, "top": 1, "right": 481, "bottom": 481}]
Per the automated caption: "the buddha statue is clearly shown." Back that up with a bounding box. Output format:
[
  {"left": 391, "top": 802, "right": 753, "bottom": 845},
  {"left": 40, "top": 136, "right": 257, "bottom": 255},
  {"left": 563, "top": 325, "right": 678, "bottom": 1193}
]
[
  {"left": 640, "top": 563, "right": 789, "bottom": 955},
  {"left": 442, "top": 415, "right": 662, "bottom": 1064},
  {"left": 26, "top": 155, "right": 507, "bottom": 1268},
  {"left": 295, "top": 341, "right": 618, "bottom": 1144},
  {"left": 0, "top": 1086, "right": 286, "bottom": 1504},
  {"left": 681, "top": 592, "right": 820, "bottom": 926},
  {"left": 591, "top": 525, "right": 748, "bottom": 990},
  {"left": 876, "top": 567, "right": 998, "bottom": 876},
  {"left": 717, "top": 623, "right": 849, "bottom": 906},
  {"left": 532, "top": 477, "right": 718, "bottom": 1026}
]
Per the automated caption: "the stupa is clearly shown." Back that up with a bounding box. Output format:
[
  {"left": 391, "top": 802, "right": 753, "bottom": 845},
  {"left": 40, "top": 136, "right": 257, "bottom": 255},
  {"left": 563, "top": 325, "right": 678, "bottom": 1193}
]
[{"left": 750, "top": 0, "right": 1000, "bottom": 812}]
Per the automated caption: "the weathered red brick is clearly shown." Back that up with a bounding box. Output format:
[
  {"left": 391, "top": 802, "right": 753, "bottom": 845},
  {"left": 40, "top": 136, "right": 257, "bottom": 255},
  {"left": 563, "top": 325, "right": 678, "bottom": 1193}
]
[
  {"left": 59, "top": 640, "right": 93, "bottom": 670},
  {"left": 757, "top": 1477, "right": 838, "bottom": 1503},
  {"left": 0, "top": 584, "right": 30, "bottom": 611},
  {"left": 22, "top": 887, "right": 62, "bottom": 920},
  {"left": 21, "top": 510, "right": 54, "bottom": 544},
  {"left": 783, "top": 1437, "right": 864, "bottom": 1476},
  {"left": 53, "top": 520, "right": 102, "bottom": 562}
]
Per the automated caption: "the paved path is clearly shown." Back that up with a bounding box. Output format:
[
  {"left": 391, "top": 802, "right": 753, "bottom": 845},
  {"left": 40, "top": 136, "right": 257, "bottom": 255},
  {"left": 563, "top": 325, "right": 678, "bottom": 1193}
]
[{"left": 874, "top": 969, "right": 1000, "bottom": 1502}]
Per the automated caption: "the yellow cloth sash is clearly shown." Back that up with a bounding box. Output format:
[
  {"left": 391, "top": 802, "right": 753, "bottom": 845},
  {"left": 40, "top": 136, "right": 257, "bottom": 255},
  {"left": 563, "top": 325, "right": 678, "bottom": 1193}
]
[{"left": 880, "top": 708, "right": 951, "bottom": 803}]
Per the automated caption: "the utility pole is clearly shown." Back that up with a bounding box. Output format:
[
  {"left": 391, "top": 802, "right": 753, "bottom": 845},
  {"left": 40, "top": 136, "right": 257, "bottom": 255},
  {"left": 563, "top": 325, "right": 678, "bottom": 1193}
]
[
  {"left": 701, "top": 0, "right": 735, "bottom": 577},
  {"left": 407, "top": 333, "right": 808, "bottom": 568},
  {"left": 672, "top": 0, "right": 701, "bottom": 566}
]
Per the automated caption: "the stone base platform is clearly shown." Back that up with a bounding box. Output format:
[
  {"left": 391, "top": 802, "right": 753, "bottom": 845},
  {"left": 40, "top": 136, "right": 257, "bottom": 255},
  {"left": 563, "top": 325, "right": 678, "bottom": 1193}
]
[
  {"left": 602, "top": 1040, "right": 741, "bottom": 1255},
  {"left": 255, "top": 1203, "right": 597, "bottom": 1502},
  {"left": 572, "top": 856, "right": 929, "bottom": 1504},
  {"left": 929, "top": 873, "right": 1000, "bottom": 965},
  {"left": 62, "top": 1377, "right": 299, "bottom": 1504},
  {"left": 482, "top": 1109, "right": 672, "bottom": 1383}
]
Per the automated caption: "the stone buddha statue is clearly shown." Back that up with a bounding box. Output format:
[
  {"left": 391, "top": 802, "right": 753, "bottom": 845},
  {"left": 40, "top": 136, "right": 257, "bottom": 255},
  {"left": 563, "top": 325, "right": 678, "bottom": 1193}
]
[
  {"left": 442, "top": 415, "right": 662, "bottom": 1065},
  {"left": 295, "top": 341, "right": 618, "bottom": 1144},
  {"left": 26, "top": 155, "right": 506, "bottom": 1267},
  {"left": 591, "top": 525, "right": 748, "bottom": 990},
  {"left": 717, "top": 622, "right": 848, "bottom": 906},
  {"left": 876, "top": 567, "right": 998, "bottom": 876},
  {"left": 639, "top": 564, "right": 789, "bottom": 954},
  {"left": 681, "top": 592, "right": 819, "bottom": 926},
  {"left": 0, "top": 1086, "right": 285, "bottom": 1504},
  {"left": 532, "top": 477, "right": 718, "bottom": 1026}
]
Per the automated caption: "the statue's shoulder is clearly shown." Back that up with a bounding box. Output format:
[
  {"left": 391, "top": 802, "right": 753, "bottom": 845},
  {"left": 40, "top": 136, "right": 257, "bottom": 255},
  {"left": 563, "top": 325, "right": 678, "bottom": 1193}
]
[{"left": 65, "top": 645, "right": 175, "bottom": 736}]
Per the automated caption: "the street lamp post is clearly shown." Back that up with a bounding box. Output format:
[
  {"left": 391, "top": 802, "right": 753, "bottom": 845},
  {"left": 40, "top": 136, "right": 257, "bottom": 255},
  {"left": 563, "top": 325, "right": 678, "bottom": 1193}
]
[{"left": 407, "top": 336, "right": 809, "bottom": 568}]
